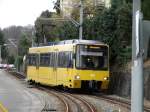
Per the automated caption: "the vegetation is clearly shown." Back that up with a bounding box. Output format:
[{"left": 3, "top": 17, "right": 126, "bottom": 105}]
[
  {"left": 2, "top": 26, "right": 33, "bottom": 67},
  {"left": 7, "top": 55, "right": 15, "bottom": 64},
  {"left": 15, "top": 33, "right": 31, "bottom": 71},
  {"left": 34, "top": 1, "right": 132, "bottom": 70},
  {"left": 142, "top": 0, "right": 150, "bottom": 20},
  {"left": 33, "top": 0, "right": 150, "bottom": 70},
  {"left": 0, "top": 0, "right": 149, "bottom": 71},
  {"left": 34, "top": 10, "right": 60, "bottom": 43},
  {"left": 0, "top": 29, "right": 8, "bottom": 61},
  {"left": 18, "top": 33, "right": 31, "bottom": 56},
  {"left": 14, "top": 56, "right": 23, "bottom": 71},
  {"left": 34, "top": 0, "right": 150, "bottom": 70}
]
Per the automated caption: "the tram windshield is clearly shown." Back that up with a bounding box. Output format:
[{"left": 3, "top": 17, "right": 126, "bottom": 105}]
[{"left": 76, "top": 44, "right": 108, "bottom": 70}]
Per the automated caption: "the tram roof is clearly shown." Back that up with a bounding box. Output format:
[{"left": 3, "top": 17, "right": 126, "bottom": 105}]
[
  {"left": 47, "top": 39, "right": 105, "bottom": 46},
  {"left": 30, "top": 40, "right": 106, "bottom": 49},
  {"left": 29, "top": 40, "right": 108, "bottom": 53}
]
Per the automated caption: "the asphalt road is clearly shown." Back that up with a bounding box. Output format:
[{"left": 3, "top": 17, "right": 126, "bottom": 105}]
[{"left": 0, "top": 70, "right": 43, "bottom": 112}]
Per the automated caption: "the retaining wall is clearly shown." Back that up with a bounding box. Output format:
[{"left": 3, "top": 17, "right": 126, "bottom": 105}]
[{"left": 109, "top": 67, "right": 150, "bottom": 100}]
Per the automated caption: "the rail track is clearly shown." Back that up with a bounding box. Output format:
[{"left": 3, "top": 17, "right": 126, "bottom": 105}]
[
  {"left": 39, "top": 87, "right": 97, "bottom": 112},
  {"left": 8, "top": 71, "right": 26, "bottom": 79},
  {"left": 61, "top": 92, "right": 97, "bottom": 112},
  {"left": 38, "top": 87, "right": 70, "bottom": 112},
  {"left": 99, "top": 95, "right": 150, "bottom": 112},
  {"left": 9, "top": 71, "right": 150, "bottom": 112},
  {"left": 70, "top": 94, "right": 96, "bottom": 112},
  {"left": 90, "top": 93, "right": 150, "bottom": 112}
]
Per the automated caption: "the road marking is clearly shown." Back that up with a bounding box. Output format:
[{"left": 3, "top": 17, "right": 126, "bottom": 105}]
[{"left": 0, "top": 102, "right": 8, "bottom": 112}]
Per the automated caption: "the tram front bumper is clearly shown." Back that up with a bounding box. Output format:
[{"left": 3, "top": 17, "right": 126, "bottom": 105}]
[{"left": 69, "top": 80, "right": 109, "bottom": 90}]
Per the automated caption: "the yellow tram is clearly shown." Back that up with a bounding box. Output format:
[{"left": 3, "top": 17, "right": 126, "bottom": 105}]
[{"left": 27, "top": 40, "right": 109, "bottom": 91}]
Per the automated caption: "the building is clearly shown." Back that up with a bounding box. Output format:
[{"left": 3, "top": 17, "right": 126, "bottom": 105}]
[
  {"left": 93, "top": 0, "right": 111, "bottom": 7},
  {"left": 60, "top": 0, "right": 111, "bottom": 17}
]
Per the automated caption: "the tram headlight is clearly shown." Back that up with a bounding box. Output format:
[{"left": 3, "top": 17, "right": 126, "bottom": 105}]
[
  {"left": 75, "top": 75, "right": 80, "bottom": 80},
  {"left": 104, "top": 77, "right": 109, "bottom": 80}
]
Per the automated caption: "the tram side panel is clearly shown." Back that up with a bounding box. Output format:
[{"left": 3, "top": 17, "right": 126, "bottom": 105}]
[
  {"left": 27, "top": 54, "right": 38, "bottom": 82},
  {"left": 38, "top": 53, "right": 51, "bottom": 85},
  {"left": 56, "top": 50, "right": 74, "bottom": 87}
]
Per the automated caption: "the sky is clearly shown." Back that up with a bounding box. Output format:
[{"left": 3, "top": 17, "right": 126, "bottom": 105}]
[{"left": 0, "top": 0, "right": 56, "bottom": 29}]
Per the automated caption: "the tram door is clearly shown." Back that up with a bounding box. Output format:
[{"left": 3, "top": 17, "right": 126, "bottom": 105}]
[{"left": 53, "top": 52, "right": 58, "bottom": 85}]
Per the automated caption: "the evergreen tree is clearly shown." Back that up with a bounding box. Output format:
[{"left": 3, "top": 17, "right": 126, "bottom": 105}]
[
  {"left": 96, "top": 7, "right": 118, "bottom": 65},
  {"left": 115, "top": 3, "right": 132, "bottom": 65},
  {"left": 142, "top": 0, "right": 150, "bottom": 20},
  {"left": 116, "top": 3, "right": 132, "bottom": 45},
  {"left": 18, "top": 33, "right": 31, "bottom": 56},
  {"left": 7, "top": 55, "right": 15, "bottom": 64},
  {"left": 58, "top": 22, "right": 78, "bottom": 40},
  {"left": 0, "top": 29, "right": 8, "bottom": 61},
  {"left": 0, "top": 29, "right": 4, "bottom": 45}
]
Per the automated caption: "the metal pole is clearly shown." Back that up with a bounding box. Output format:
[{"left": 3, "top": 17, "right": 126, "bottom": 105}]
[
  {"left": 131, "top": 0, "right": 144, "bottom": 112},
  {"left": 79, "top": 0, "right": 83, "bottom": 40}
]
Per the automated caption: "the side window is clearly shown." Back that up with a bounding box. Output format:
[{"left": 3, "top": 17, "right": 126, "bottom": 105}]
[
  {"left": 50, "top": 52, "right": 54, "bottom": 67},
  {"left": 64, "top": 52, "right": 68, "bottom": 67},
  {"left": 66, "top": 52, "right": 73, "bottom": 68},
  {"left": 28, "top": 54, "right": 36, "bottom": 66},
  {"left": 49, "top": 53, "right": 52, "bottom": 67},
  {"left": 69, "top": 52, "right": 73, "bottom": 68},
  {"left": 36, "top": 54, "right": 39, "bottom": 67},
  {"left": 45, "top": 54, "right": 50, "bottom": 66},
  {"left": 58, "top": 52, "right": 63, "bottom": 67},
  {"left": 28, "top": 54, "right": 31, "bottom": 65},
  {"left": 26, "top": 54, "right": 30, "bottom": 65},
  {"left": 58, "top": 52, "right": 60, "bottom": 67},
  {"left": 58, "top": 51, "right": 73, "bottom": 68},
  {"left": 58, "top": 52, "right": 64, "bottom": 67},
  {"left": 29, "top": 55, "right": 32, "bottom": 65},
  {"left": 40, "top": 54, "right": 44, "bottom": 66},
  {"left": 32, "top": 54, "right": 36, "bottom": 66},
  {"left": 40, "top": 53, "right": 50, "bottom": 66}
]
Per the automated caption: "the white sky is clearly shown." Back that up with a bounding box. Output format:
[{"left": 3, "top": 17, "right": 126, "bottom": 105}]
[{"left": 0, "top": 0, "right": 56, "bottom": 29}]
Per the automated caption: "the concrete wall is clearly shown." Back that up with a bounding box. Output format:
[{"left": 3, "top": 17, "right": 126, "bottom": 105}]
[
  {"left": 143, "top": 20, "right": 150, "bottom": 59},
  {"left": 144, "top": 68, "right": 150, "bottom": 100},
  {"left": 107, "top": 20, "right": 150, "bottom": 101},
  {"left": 109, "top": 67, "right": 150, "bottom": 100},
  {"left": 108, "top": 72, "right": 131, "bottom": 97}
]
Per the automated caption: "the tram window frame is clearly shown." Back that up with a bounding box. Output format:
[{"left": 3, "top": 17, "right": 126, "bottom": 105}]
[
  {"left": 58, "top": 51, "right": 73, "bottom": 68},
  {"left": 49, "top": 52, "right": 54, "bottom": 67},
  {"left": 26, "top": 54, "right": 29, "bottom": 65},
  {"left": 36, "top": 54, "right": 40, "bottom": 67},
  {"left": 28, "top": 54, "right": 36, "bottom": 66},
  {"left": 75, "top": 44, "right": 109, "bottom": 70},
  {"left": 40, "top": 53, "right": 50, "bottom": 67}
]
